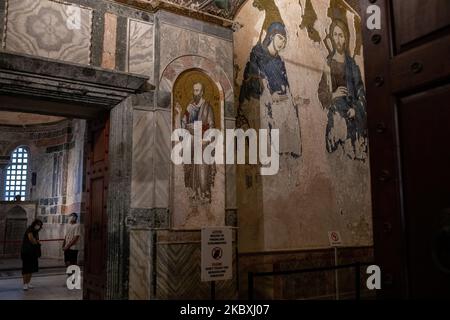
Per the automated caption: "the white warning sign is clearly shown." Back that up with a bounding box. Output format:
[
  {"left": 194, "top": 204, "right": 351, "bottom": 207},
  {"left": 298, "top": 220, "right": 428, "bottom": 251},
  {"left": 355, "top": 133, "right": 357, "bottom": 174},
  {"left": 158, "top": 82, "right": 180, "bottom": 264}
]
[
  {"left": 328, "top": 231, "right": 343, "bottom": 247},
  {"left": 201, "top": 227, "right": 232, "bottom": 282}
]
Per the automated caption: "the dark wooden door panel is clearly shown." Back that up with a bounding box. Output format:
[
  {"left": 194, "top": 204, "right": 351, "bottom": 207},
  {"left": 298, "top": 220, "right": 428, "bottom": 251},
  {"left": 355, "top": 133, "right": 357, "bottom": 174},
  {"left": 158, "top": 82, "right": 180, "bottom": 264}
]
[
  {"left": 390, "top": 34, "right": 450, "bottom": 94},
  {"left": 398, "top": 85, "right": 450, "bottom": 298},
  {"left": 86, "top": 177, "right": 106, "bottom": 276},
  {"left": 392, "top": 0, "right": 450, "bottom": 52},
  {"left": 93, "top": 129, "right": 106, "bottom": 163},
  {"left": 362, "top": 0, "right": 450, "bottom": 298},
  {"left": 4, "top": 219, "right": 27, "bottom": 255},
  {"left": 83, "top": 116, "right": 109, "bottom": 300}
]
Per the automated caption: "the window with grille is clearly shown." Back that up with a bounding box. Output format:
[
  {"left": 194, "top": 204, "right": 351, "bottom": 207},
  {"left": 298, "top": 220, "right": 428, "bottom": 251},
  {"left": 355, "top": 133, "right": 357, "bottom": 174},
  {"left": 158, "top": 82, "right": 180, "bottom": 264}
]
[{"left": 4, "top": 147, "right": 29, "bottom": 201}]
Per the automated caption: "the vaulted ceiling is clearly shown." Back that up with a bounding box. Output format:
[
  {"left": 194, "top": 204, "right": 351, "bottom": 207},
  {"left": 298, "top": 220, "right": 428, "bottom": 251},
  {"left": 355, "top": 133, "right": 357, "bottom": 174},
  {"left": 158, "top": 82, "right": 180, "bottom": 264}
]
[{"left": 0, "top": 111, "right": 65, "bottom": 126}]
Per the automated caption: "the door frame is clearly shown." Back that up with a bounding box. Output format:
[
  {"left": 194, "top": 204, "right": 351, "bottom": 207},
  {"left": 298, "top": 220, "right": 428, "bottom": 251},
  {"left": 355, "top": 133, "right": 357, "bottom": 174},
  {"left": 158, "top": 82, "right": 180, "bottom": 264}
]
[
  {"left": 83, "top": 115, "right": 110, "bottom": 300},
  {"left": 0, "top": 52, "right": 149, "bottom": 299}
]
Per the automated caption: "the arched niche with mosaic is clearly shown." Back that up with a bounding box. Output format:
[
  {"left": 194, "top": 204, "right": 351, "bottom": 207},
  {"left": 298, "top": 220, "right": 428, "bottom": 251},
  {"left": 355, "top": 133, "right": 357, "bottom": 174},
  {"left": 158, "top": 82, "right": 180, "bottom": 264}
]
[{"left": 170, "top": 67, "right": 227, "bottom": 229}]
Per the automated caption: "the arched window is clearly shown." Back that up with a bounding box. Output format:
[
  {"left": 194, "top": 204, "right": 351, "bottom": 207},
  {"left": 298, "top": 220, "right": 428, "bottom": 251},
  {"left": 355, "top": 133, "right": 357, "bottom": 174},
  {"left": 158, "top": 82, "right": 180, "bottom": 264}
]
[{"left": 4, "top": 146, "right": 29, "bottom": 201}]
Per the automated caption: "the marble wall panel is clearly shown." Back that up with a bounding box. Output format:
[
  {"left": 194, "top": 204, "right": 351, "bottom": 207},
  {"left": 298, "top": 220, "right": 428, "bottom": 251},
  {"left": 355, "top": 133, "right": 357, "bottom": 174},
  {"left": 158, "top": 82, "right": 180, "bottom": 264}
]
[
  {"left": 154, "top": 229, "right": 238, "bottom": 300},
  {"left": 102, "top": 13, "right": 117, "bottom": 69},
  {"left": 159, "top": 22, "right": 233, "bottom": 85},
  {"left": 128, "top": 19, "right": 154, "bottom": 80},
  {"left": 154, "top": 109, "right": 171, "bottom": 208},
  {"left": 131, "top": 110, "right": 155, "bottom": 209},
  {"left": 5, "top": 0, "right": 92, "bottom": 64},
  {"left": 129, "top": 229, "right": 151, "bottom": 300}
]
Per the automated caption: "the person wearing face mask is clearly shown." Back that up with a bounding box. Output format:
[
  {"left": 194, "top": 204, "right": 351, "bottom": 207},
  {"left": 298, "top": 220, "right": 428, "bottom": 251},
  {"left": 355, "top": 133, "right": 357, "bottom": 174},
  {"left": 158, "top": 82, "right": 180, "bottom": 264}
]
[
  {"left": 62, "top": 213, "right": 81, "bottom": 267},
  {"left": 21, "top": 219, "right": 43, "bottom": 290}
]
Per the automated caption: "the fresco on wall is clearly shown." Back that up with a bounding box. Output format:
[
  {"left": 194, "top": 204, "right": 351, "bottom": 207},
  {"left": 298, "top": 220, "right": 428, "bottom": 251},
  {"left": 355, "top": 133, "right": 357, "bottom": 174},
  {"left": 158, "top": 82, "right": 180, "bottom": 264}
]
[
  {"left": 234, "top": 0, "right": 372, "bottom": 251},
  {"left": 252, "top": 0, "right": 285, "bottom": 43},
  {"left": 239, "top": 21, "right": 303, "bottom": 185},
  {"left": 299, "top": 0, "right": 321, "bottom": 43},
  {"left": 172, "top": 70, "right": 225, "bottom": 228},
  {"left": 318, "top": 18, "right": 367, "bottom": 161}
]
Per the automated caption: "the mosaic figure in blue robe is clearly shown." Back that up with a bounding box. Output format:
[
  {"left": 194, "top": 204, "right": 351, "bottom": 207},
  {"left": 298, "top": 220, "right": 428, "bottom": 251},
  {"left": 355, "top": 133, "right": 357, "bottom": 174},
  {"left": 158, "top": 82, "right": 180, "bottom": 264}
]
[
  {"left": 319, "top": 19, "right": 368, "bottom": 161},
  {"left": 239, "top": 22, "right": 302, "bottom": 159}
]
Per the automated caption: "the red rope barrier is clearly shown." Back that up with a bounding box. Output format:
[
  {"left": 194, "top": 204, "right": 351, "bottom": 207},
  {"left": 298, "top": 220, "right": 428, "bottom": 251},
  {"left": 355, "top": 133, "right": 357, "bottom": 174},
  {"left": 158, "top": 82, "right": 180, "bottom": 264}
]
[{"left": 0, "top": 239, "right": 64, "bottom": 244}]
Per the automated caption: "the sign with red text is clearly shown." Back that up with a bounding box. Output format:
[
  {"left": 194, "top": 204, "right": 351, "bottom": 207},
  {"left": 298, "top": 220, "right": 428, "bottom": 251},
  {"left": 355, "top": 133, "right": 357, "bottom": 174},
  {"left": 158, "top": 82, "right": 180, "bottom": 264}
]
[
  {"left": 328, "top": 231, "right": 343, "bottom": 247},
  {"left": 201, "top": 227, "right": 232, "bottom": 282}
]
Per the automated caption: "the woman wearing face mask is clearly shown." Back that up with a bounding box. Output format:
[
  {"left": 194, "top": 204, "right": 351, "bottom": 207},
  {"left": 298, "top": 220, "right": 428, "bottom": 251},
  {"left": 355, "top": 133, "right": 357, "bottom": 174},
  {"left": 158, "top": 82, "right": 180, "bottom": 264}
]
[{"left": 21, "top": 219, "right": 43, "bottom": 290}]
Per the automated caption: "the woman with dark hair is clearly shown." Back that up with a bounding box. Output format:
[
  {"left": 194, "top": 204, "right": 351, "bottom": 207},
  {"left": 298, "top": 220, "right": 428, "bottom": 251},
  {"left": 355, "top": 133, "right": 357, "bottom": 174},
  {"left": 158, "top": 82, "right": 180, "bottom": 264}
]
[{"left": 21, "top": 219, "right": 43, "bottom": 290}]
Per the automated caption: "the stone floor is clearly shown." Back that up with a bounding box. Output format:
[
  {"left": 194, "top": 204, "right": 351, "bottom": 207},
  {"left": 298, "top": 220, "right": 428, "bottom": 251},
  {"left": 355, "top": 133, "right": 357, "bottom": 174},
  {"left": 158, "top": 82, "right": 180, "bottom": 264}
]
[
  {"left": 0, "top": 271, "right": 83, "bottom": 300},
  {"left": 0, "top": 257, "right": 82, "bottom": 300},
  {"left": 0, "top": 257, "right": 64, "bottom": 271}
]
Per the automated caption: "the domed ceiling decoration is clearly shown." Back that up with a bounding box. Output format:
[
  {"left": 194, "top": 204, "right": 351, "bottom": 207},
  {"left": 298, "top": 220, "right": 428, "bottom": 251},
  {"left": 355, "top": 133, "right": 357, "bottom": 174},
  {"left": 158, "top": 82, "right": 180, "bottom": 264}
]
[{"left": 0, "top": 111, "right": 66, "bottom": 126}]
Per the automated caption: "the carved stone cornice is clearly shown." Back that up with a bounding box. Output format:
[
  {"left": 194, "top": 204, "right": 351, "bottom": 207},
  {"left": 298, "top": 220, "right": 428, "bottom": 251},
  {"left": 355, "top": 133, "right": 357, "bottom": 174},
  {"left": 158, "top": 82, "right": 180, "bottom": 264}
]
[
  {"left": 0, "top": 51, "right": 150, "bottom": 118},
  {"left": 111, "top": 0, "right": 359, "bottom": 28},
  {"left": 113, "top": 0, "right": 238, "bottom": 27}
]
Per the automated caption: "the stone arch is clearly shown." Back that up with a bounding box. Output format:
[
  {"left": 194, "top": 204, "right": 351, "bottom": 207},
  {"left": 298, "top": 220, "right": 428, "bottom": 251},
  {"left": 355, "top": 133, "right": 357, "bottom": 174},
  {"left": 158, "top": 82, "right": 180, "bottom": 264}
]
[
  {"left": 3, "top": 142, "right": 36, "bottom": 160},
  {"left": 6, "top": 205, "right": 27, "bottom": 219},
  {"left": 3, "top": 206, "right": 28, "bottom": 255},
  {"left": 2, "top": 144, "right": 33, "bottom": 201},
  {"left": 159, "top": 55, "right": 234, "bottom": 117},
  {"left": 160, "top": 55, "right": 235, "bottom": 229}
]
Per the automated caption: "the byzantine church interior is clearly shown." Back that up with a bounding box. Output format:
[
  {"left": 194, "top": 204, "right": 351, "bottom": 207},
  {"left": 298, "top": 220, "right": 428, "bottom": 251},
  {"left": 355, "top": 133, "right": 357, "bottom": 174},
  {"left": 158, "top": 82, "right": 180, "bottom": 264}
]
[{"left": 0, "top": 0, "right": 449, "bottom": 300}]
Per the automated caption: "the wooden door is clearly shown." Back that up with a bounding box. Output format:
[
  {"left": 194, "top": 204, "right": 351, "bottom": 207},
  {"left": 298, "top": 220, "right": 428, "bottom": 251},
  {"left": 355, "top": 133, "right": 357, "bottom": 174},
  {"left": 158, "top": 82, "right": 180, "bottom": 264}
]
[
  {"left": 83, "top": 115, "right": 110, "bottom": 300},
  {"left": 362, "top": 0, "right": 450, "bottom": 298},
  {"left": 4, "top": 219, "right": 27, "bottom": 256}
]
